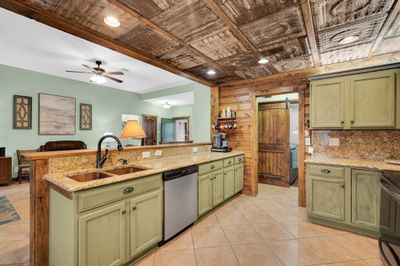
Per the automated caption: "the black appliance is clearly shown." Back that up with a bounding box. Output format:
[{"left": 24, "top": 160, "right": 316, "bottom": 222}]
[
  {"left": 379, "top": 170, "right": 400, "bottom": 265},
  {"left": 0, "top": 147, "right": 5, "bottom": 157}
]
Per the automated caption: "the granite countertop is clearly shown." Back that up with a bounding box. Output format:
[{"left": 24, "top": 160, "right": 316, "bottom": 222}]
[
  {"left": 46, "top": 151, "right": 244, "bottom": 193},
  {"left": 305, "top": 157, "right": 400, "bottom": 172}
]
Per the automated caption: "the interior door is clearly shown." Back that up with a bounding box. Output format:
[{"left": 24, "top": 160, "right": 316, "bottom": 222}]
[
  {"left": 258, "top": 102, "right": 290, "bottom": 187},
  {"left": 142, "top": 115, "right": 157, "bottom": 145}
]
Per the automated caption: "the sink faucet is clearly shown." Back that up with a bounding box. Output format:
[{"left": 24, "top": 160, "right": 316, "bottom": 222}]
[{"left": 96, "top": 135, "right": 123, "bottom": 168}]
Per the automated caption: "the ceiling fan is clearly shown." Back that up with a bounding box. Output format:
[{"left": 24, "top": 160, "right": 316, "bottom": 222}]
[{"left": 66, "top": 60, "right": 124, "bottom": 84}]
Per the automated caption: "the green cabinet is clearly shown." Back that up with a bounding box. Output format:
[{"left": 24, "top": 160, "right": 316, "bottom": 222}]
[
  {"left": 213, "top": 169, "right": 224, "bottom": 206},
  {"left": 308, "top": 175, "right": 346, "bottom": 222},
  {"left": 307, "top": 163, "right": 381, "bottom": 236},
  {"left": 198, "top": 173, "right": 213, "bottom": 216},
  {"left": 78, "top": 202, "right": 127, "bottom": 266},
  {"left": 349, "top": 71, "right": 396, "bottom": 128},
  {"left": 310, "top": 69, "right": 399, "bottom": 129},
  {"left": 351, "top": 170, "right": 380, "bottom": 230},
  {"left": 223, "top": 166, "right": 235, "bottom": 200},
  {"left": 130, "top": 189, "right": 162, "bottom": 258},
  {"left": 311, "top": 77, "right": 346, "bottom": 128},
  {"left": 234, "top": 163, "right": 244, "bottom": 193}
]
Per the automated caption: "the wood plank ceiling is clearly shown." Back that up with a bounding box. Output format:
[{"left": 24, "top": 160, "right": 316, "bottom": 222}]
[{"left": 1, "top": 0, "right": 400, "bottom": 85}]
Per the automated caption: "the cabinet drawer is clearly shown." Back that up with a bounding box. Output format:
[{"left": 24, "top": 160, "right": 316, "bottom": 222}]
[
  {"left": 235, "top": 155, "right": 244, "bottom": 164},
  {"left": 78, "top": 174, "right": 162, "bottom": 212},
  {"left": 224, "top": 157, "right": 234, "bottom": 167},
  {"left": 307, "top": 164, "right": 345, "bottom": 179},
  {"left": 199, "top": 160, "right": 223, "bottom": 175}
]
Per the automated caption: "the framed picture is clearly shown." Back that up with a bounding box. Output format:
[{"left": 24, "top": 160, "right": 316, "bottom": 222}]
[
  {"left": 13, "top": 95, "right": 32, "bottom": 129},
  {"left": 39, "top": 93, "right": 76, "bottom": 135},
  {"left": 80, "top": 103, "right": 92, "bottom": 130}
]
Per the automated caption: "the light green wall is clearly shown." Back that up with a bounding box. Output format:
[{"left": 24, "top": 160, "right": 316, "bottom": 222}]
[
  {"left": 0, "top": 64, "right": 172, "bottom": 175},
  {"left": 141, "top": 83, "right": 211, "bottom": 143}
]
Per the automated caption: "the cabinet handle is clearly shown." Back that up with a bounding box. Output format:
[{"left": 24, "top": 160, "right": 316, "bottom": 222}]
[
  {"left": 228, "top": 161, "right": 232, "bottom": 165},
  {"left": 214, "top": 176, "right": 216, "bottom": 179},
  {"left": 341, "top": 121, "right": 344, "bottom": 124},
  {"left": 350, "top": 120, "right": 354, "bottom": 124},
  {"left": 321, "top": 169, "right": 331, "bottom": 174},
  {"left": 122, "top": 210, "right": 126, "bottom": 215},
  {"left": 132, "top": 206, "right": 137, "bottom": 211},
  {"left": 210, "top": 178, "right": 213, "bottom": 181},
  {"left": 210, "top": 165, "right": 215, "bottom": 169},
  {"left": 123, "top": 187, "right": 134, "bottom": 194},
  {"left": 340, "top": 184, "right": 345, "bottom": 189}
]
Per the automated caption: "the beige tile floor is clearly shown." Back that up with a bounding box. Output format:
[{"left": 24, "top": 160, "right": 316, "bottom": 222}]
[
  {"left": 135, "top": 184, "right": 383, "bottom": 266},
  {"left": 0, "top": 182, "right": 30, "bottom": 266},
  {"left": 0, "top": 183, "right": 383, "bottom": 266}
]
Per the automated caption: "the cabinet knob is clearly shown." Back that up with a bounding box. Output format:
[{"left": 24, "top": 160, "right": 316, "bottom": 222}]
[
  {"left": 321, "top": 169, "right": 331, "bottom": 174},
  {"left": 228, "top": 161, "right": 232, "bottom": 164},
  {"left": 122, "top": 210, "right": 126, "bottom": 215},
  {"left": 350, "top": 120, "right": 354, "bottom": 124},
  {"left": 340, "top": 184, "right": 345, "bottom": 189},
  {"left": 341, "top": 121, "right": 344, "bottom": 124},
  {"left": 132, "top": 206, "right": 137, "bottom": 211},
  {"left": 214, "top": 176, "right": 216, "bottom": 179},
  {"left": 123, "top": 187, "right": 134, "bottom": 194},
  {"left": 210, "top": 165, "right": 215, "bottom": 169}
]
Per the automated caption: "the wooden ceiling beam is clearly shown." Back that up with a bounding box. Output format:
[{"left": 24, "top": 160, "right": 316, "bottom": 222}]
[
  {"left": 368, "top": 1, "right": 400, "bottom": 57},
  {"left": 202, "top": 0, "right": 279, "bottom": 74},
  {"left": 300, "top": 0, "right": 321, "bottom": 67},
  {"left": 220, "top": 52, "right": 400, "bottom": 87},
  {"left": 0, "top": 0, "right": 216, "bottom": 87},
  {"left": 112, "top": 0, "right": 244, "bottom": 81}
]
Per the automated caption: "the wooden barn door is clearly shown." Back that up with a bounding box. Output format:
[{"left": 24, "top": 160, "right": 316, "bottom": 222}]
[{"left": 258, "top": 102, "right": 290, "bottom": 187}]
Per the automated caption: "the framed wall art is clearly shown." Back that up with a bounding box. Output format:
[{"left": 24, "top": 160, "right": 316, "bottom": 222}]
[
  {"left": 80, "top": 103, "right": 92, "bottom": 130},
  {"left": 39, "top": 93, "right": 76, "bottom": 135},
  {"left": 13, "top": 95, "right": 32, "bottom": 129}
]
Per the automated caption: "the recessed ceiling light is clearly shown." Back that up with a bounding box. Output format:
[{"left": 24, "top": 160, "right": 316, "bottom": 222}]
[
  {"left": 339, "top": 36, "right": 359, "bottom": 45},
  {"left": 104, "top": 16, "right": 121, "bottom": 28},
  {"left": 207, "top": 69, "right": 216, "bottom": 75},
  {"left": 258, "top": 58, "right": 269, "bottom": 64}
]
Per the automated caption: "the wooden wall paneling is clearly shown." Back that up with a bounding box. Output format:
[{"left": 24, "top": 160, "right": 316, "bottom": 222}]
[
  {"left": 369, "top": 1, "right": 400, "bottom": 57},
  {"left": 298, "top": 90, "right": 306, "bottom": 207},
  {"left": 210, "top": 86, "right": 219, "bottom": 141},
  {"left": 29, "top": 159, "right": 50, "bottom": 266},
  {"left": 219, "top": 77, "right": 309, "bottom": 204},
  {"left": 0, "top": 1, "right": 215, "bottom": 86}
]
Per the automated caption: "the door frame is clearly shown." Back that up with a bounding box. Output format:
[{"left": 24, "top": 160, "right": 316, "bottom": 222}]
[
  {"left": 252, "top": 90, "right": 306, "bottom": 207},
  {"left": 142, "top": 114, "right": 158, "bottom": 146}
]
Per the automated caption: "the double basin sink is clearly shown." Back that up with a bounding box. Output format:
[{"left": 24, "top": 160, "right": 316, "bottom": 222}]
[{"left": 68, "top": 166, "right": 147, "bottom": 182}]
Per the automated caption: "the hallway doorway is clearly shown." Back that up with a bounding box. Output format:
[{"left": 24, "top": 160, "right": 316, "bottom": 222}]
[{"left": 257, "top": 93, "right": 299, "bottom": 188}]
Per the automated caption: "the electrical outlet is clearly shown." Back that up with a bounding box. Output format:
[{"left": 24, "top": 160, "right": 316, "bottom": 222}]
[
  {"left": 192, "top": 147, "right": 198, "bottom": 153},
  {"left": 155, "top": 150, "right": 162, "bottom": 156},
  {"left": 305, "top": 137, "right": 311, "bottom": 146},
  {"left": 142, "top": 151, "right": 151, "bottom": 159},
  {"left": 329, "top": 138, "right": 340, "bottom": 146},
  {"left": 308, "top": 147, "right": 314, "bottom": 154}
]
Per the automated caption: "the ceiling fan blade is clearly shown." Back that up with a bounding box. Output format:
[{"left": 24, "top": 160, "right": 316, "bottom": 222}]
[
  {"left": 82, "top": 64, "right": 94, "bottom": 71},
  {"left": 105, "top": 71, "right": 124, "bottom": 75},
  {"left": 104, "top": 74, "right": 123, "bottom": 83},
  {"left": 66, "top": 70, "right": 92, "bottom": 74}
]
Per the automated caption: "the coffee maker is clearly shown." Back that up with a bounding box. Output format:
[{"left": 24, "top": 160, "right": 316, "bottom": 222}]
[{"left": 212, "top": 133, "right": 231, "bottom": 152}]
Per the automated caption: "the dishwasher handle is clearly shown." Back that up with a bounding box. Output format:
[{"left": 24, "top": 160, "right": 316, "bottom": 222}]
[{"left": 163, "top": 165, "right": 198, "bottom": 181}]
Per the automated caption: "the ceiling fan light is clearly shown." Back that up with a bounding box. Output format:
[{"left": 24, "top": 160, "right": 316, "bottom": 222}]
[
  {"left": 162, "top": 102, "right": 171, "bottom": 109},
  {"left": 104, "top": 16, "right": 121, "bottom": 28},
  {"left": 90, "top": 74, "right": 106, "bottom": 84}
]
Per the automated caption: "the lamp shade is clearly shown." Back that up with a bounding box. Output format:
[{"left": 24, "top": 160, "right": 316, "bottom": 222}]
[{"left": 120, "top": 120, "right": 147, "bottom": 139}]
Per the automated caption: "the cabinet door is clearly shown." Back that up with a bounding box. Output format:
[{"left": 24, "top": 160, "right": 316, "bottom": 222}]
[
  {"left": 212, "top": 169, "right": 224, "bottom": 207},
  {"left": 130, "top": 189, "right": 162, "bottom": 258},
  {"left": 198, "top": 173, "right": 213, "bottom": 216},
  {"left": 78, "top": 202, "right": 126, "bottom": 266},
  {"left": 351, "top": 170, "right": 380, "bottom": 230},
  {"left": 224, "top": 166, "right": 235, "bottom": 200},
  {"left": 311, "top": 77, "right": 346, "bottom": 128},
  {"left": 307, "top": 175, "right": 346, "bottom": 221},
  {"left": 234, "top": 164, "right": 244, "bottom": 193},
  {"left": 349, "top": 70, "right": 396, "bottom": 128}
]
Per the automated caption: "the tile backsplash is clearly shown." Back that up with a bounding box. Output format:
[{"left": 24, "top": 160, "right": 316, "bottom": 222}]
[{"left": 311, "top": 130, "right": 400, "bottom": 161}]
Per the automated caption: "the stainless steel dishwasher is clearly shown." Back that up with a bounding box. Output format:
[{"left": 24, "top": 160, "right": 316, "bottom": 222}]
[{"left": 163, "top": 165, "right": 198, "bottom": 241}]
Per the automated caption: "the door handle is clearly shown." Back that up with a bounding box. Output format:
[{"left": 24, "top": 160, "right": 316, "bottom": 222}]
[{"left": 123, "top": 187, "right": 134, "bottom": 194}]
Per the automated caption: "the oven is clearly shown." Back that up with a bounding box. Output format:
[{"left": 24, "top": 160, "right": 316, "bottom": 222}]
[{"left": 379, "top": 170, "right": 400, "bottom": 265}]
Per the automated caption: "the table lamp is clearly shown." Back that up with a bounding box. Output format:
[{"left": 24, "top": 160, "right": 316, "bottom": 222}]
[{"left": 120, "top": 120, "right": 147, "bottom": 142}]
